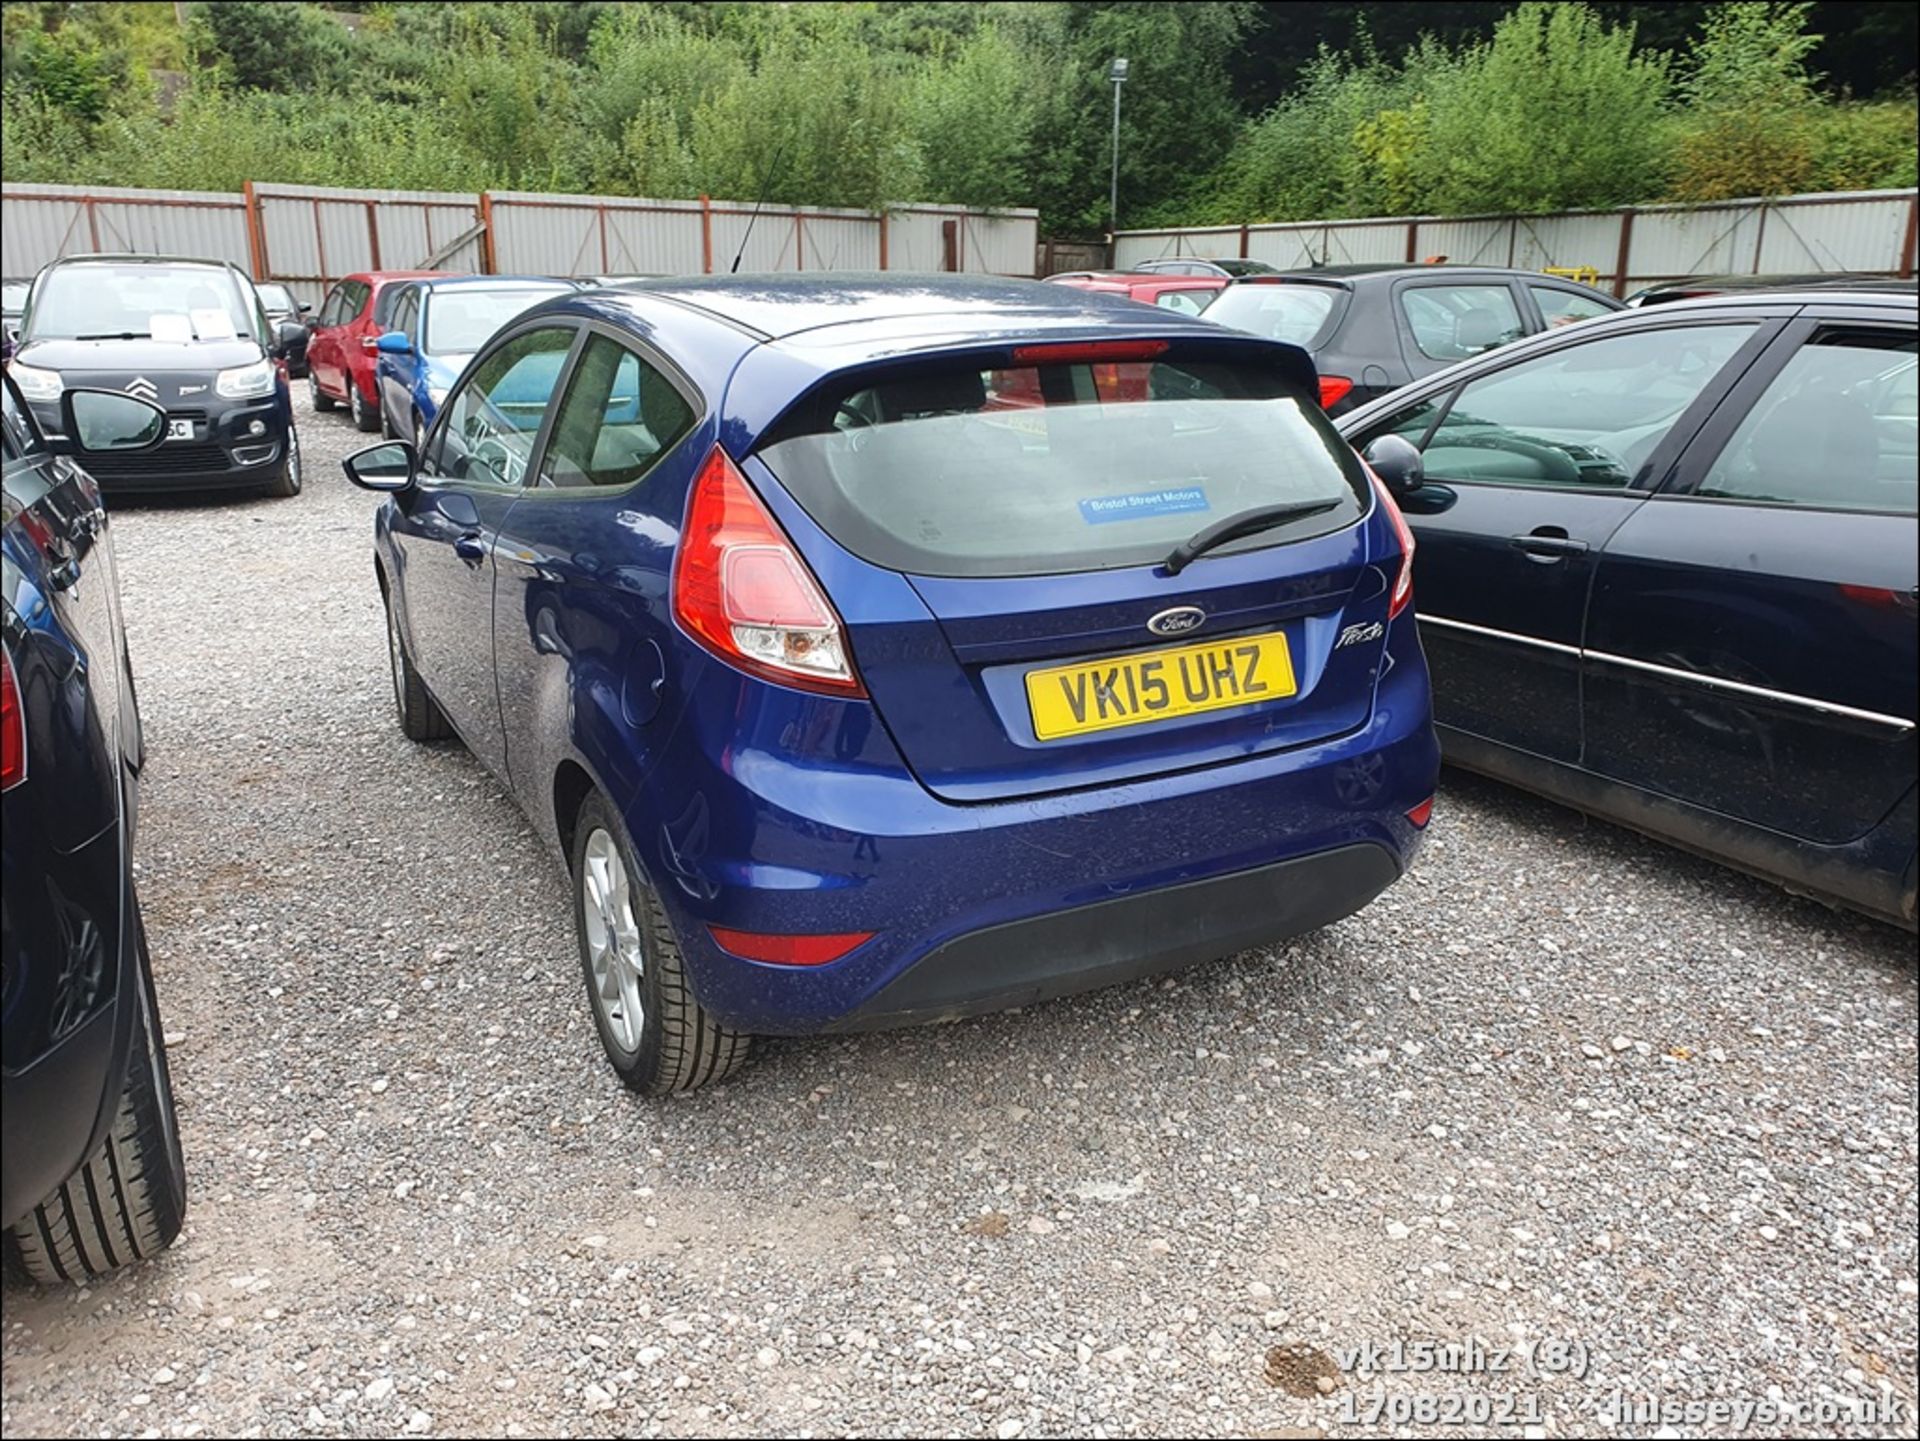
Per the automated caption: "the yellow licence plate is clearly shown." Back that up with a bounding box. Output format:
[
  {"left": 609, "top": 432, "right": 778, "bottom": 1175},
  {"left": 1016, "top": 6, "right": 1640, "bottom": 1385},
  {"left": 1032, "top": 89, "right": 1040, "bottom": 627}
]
[{"left": 1025, "top": 631, "right": 1297, "bottom": 742}]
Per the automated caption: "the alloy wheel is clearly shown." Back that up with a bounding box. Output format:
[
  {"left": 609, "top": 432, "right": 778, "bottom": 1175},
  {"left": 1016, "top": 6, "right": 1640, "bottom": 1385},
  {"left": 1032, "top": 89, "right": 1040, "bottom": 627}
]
[{"left": 580, "top": 828, "right": 646, "bottom": 1057}]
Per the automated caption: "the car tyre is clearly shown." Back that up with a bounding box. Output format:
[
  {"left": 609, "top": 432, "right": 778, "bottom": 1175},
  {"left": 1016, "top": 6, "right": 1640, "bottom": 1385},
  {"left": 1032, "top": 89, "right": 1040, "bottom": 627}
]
[
  {"left": 380, "top": 400, "right": 396, "bottom": 441},
  {"left": 571, "top": 792, "right": 751, "bottom": 1095},
  {"left": 412, "top": 410, "right": 426, "bottom": 453},
  {"left": 263, "top": 424, "right": 302, "bottom": 498},
  {"left": 309, "top": 370, "right": 336, "bottom": 413},
  {"left": 3, "top": 910, "right": 186, "bottom": 1285},
  {"left": 383, "top": 587, "right": 453, "bottom": 742},
  {"left": 350, "top": 377, "right": 379, "bottom": 433}
]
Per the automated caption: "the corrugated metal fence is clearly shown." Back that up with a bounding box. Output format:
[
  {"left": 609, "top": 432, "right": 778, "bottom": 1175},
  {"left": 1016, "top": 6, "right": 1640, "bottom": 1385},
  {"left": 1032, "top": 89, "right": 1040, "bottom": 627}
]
[
  {"left": 1113, "top": 189, "right": 1919, "bottom": 295},
  {"left": 0, "top": 181, "right": 1040, "bottom": 306}
]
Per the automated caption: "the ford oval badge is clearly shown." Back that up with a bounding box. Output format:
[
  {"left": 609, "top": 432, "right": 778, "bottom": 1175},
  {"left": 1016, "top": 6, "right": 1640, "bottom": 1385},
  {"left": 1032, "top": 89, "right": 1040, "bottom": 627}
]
[{"left": 1147, "top": 605, "right": 1206, "bottom": 638}]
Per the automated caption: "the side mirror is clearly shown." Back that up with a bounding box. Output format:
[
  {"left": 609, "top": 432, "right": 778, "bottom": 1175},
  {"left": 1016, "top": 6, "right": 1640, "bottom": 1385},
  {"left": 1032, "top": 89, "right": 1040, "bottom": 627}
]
[
  {"left": 1363, "top": 433, "right": 1424, "bottom": 498},
  {"left": 299, "top": 301, "right": 313, "bottom": 314},
  {"left": 270, "top": 320, "right": 306, "bottom": 358},
  {"left": 343, "top": 440, "right": 417, "bottom": 493},
  {"left": 60, "top": 389, "right": 167, "bottom": 453},
  {"left": 376, "top": 331, "right": 413, "bottom": 356}
]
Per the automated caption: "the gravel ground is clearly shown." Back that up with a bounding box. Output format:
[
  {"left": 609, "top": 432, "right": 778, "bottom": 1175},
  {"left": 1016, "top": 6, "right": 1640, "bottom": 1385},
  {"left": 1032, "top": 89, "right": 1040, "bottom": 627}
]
[{"left": 2, "top": 388, "right": 1915, "bottom": 1440}]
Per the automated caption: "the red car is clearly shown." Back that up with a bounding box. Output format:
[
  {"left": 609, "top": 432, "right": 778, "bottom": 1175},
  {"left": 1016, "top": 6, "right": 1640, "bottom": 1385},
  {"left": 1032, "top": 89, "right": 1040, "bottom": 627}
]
[
  {"left": 1043, "top": 270, "right": 1226, "bottom": 317},
  {"left": 305, "top": 270, "right": 445, "bottom": 431}
]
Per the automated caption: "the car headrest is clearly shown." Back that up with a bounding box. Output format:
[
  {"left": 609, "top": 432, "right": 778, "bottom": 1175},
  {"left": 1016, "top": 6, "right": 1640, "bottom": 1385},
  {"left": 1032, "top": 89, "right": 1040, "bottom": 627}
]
[
  {"left": 884, "top": 370, "right": 987, "bottom": 421},
  {"left": 1745, "top": 391, "right": 1879, "bottom": 501},
  {"left": 1454, "top": 308, "right": 1507, "bottom": 352}
]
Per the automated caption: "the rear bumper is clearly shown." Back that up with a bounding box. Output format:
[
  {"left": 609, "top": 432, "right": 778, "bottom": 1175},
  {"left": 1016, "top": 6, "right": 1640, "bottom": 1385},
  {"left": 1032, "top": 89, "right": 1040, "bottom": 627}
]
[
  {"left": 634, "top": 623, "right": 1438, "bottom": 1035},
  {"left": 828, "top": 842, "right": 1401, "bottom": 1031}
]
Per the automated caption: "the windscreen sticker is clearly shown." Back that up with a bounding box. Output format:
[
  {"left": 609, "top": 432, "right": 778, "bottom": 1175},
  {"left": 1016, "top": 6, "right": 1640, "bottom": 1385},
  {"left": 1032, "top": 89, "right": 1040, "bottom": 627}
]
[
  {"left": 189, "top": 308, "right": 236, "bottom": 340},
  {"left": 148, "top": 312, "right": 194, "bottom": 344},
  {"left": 1078, "top": 486, "right": 1211, "bottom": 525}
]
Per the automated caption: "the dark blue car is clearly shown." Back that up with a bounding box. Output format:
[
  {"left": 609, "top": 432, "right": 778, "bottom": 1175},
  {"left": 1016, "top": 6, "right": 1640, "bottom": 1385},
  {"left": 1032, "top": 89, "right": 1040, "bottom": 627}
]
[
  {"left": 373, "top": 275, "right": 576, "bottom": 449},
  {"left": 3, "top": 373, "right": 187, "bottom": 1280},
  {"left": 343, "top": 275, "right": 1439, "bottom": 1093},
  {"left": 1338, "top": 284, "right": 1917, "bottom": 927}
]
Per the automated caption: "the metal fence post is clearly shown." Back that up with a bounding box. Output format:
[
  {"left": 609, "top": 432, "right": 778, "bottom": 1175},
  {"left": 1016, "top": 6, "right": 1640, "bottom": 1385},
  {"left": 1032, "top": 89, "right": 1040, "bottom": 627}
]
[
  {"left": 1405, "top": 220, "right": 1417, "bottom": 262},
  {"left": 879, "top": 209, "right": 889, "bottom": 271},
  {"left": 700, "top": 194, "right": 713, "bottom": 274},
  {"left": 242, "top": 180, "right": 267, "bottom": 277},
  {"left": 1902, "top": 195, "right": 1917, "bottom": 277},
  {"left": 1611, "top": 209, "right": 1636, "bottom": 297},
  {"left": 364, "top": 200, "right": 382, "bottom": 269},
  {"left": 478, "top": 192, "right": 498, "bottom": 274}
]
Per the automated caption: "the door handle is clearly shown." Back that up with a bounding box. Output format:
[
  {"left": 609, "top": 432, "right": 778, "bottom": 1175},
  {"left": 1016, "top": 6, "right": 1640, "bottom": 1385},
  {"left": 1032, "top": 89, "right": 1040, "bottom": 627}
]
[
  {"left": 1509, "top": 527, "right": 1588, "bottom": 561},
  {"left": 453, "top": 531, "right": 487, "bottom": 563}
]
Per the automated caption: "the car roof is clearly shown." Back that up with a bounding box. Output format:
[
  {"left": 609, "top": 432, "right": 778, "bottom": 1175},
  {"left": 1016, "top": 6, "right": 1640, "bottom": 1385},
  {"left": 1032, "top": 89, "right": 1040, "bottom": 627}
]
[
  {"left": 1232, "top": 263, "right": 1582, "bottom": 285},
  {"left": 410, "top": 274, "right": 573, "bottom": 291},
  {"left": 1638, "top": 271, "right": 1897, "bottom": 293},
  {"left": 46, "top": 252, "right": 241, "bottom": 271},
  {"left": 607, "top": 272, "right": 1201, "bottom": 342}
]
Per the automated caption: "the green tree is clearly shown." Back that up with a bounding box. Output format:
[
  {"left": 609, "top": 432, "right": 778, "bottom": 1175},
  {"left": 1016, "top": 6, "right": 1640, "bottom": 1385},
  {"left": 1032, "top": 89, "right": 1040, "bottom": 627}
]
[
  {"left": 1421, "top": 2, "right": 1670, "bottom": 213},
  {"left": 911, "top": 26, "right": 1039, "bottom": 207},
  {"left": 1667, "top": 2, "right": 1823, "bottom": 199},
  {"left": 190, "top": 0, "right": 348, "bottom": 93}
]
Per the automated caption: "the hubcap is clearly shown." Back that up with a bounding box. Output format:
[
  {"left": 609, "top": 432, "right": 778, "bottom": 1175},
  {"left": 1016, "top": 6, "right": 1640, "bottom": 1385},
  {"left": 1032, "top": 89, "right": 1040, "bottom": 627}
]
[{"left": 581, "top": 829, "right": 646, "bottom": 1056}]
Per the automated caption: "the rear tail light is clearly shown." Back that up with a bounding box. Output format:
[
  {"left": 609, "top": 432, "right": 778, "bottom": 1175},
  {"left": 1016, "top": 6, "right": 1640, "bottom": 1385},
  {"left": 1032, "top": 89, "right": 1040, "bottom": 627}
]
[
  {"left": 673, "top": 446, "right": 866, "bottom": 696},
  {"left": 1368, "top": 469, "right": 1416, "bottom": 620},
  {"left": 1317, "top": 374, "right": 1355, "bottom": 409},
  {"left": 1406, "top": 796, "right": 1435, "bottom": 828},
  {"left": 1, "top": 648, "right": 24, "bottom": 791},
  {"left": 707, "top": 926, "right": 875, "bottom": 966}
]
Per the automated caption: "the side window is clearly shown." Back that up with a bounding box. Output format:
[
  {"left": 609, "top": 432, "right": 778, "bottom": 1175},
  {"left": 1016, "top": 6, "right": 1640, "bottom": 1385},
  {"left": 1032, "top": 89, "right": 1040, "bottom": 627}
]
[
  {"left": 1530, "top": 285, "right": 1615, "bottom": 329},
  {"left": 427, "top": 326, "right": 576, "bottom": 487},
  {"left": 373, "top": 282, "right": 409, "bottom": 329},
  {"left": 1401, "top": 284, "right": 1525, "bottom": 361},
  {"left": 1697, "top": 330, "right": 1917, "bottom": 515},
  {"left": 1155, "top": 290, "right": 1208, "bottom": 316},
  {"left": 317, "top": 284, "right": 346, "bottom": 328},
  {"left": 1415, "top": 323, "right": 1758, "bottom": 489},
  {"left": 390, "top": 288, "right": 417, "bottom": 341},
  {"left": 538, "top": 335, "right": 696, "bottom": 489},
  {"left": 345, "top": 280, "right": 371, "bottom": 321},
  {"left": 1356, "top": 394, "right": 1449, "bottom": 452}
]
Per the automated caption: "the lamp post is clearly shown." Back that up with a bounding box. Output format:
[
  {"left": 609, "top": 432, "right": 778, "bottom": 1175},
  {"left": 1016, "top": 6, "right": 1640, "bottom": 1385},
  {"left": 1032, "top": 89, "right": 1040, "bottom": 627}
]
[{"left": 1108, "top": 57, "right": 1129, "bottom": 248}]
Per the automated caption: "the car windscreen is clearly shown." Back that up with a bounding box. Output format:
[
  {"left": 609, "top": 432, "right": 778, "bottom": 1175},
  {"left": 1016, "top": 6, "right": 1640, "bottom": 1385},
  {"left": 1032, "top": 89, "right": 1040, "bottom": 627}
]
[
  {"left": 1202, "top": 284, "right": 1345, "bottom": 348},
  {"left": 256, "top": 283, "right": 298, "bottom": 314},
  {"left": 757, "top": 355, "right": 1369, "bottom": 579},
  {"left": 2, "top": 281, "right": 28, "bottom": 313},
  {"left": 25, "top": 264, "right": 255, "bottom": 342},
  {"left": 425, "top": 287, "right": 570, "bottom": 355}
]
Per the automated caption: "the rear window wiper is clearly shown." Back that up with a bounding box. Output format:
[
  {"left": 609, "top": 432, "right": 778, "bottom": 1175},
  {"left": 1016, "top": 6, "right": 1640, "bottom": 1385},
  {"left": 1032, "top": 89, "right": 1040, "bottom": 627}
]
[{"left": 1163, "top": 498, "right": 1343, "bottom": 575}]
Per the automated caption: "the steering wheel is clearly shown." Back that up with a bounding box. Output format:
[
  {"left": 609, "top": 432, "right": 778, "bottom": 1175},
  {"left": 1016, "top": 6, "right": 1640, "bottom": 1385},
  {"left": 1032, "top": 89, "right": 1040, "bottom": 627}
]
[
  {"left": 1464, "top": 433, "right": 1583, "bottom": 485},
  {"left": 835, "top": 401, "right": 875, "bottom": 430}
]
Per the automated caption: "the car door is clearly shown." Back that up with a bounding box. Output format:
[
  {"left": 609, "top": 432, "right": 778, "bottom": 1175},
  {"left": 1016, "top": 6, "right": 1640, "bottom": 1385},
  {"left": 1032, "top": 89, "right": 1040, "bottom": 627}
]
[
  {"left": 489, "top": 328, "right": 702, "bottom": 801},
  {"left": 309, "top": 283, "right": 348, "bottom": 394},
  {"left": 389, "top": 321, "right": 581, "bottom": 776},
  {"left": 1393, "top": 278, "right": 1529, "bottom": 381},
  {"left": 379, "top": 286, "right": 419, "bottom": 432},
  {"left": 1583, "top": 312, "right": 1919, "bottom": 849},
  {"left": 1349, "top": 314, "right": 1776, "bottom": 762}
]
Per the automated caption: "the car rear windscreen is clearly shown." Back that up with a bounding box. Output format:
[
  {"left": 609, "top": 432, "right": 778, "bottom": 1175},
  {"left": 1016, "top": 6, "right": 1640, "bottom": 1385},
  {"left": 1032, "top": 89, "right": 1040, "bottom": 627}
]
[
  {"left": 757, "top": 356, "right": 1370, "bottom": 578},
  {"left": 1203, "top": 284, "right": 1345, "bottom": 348}
]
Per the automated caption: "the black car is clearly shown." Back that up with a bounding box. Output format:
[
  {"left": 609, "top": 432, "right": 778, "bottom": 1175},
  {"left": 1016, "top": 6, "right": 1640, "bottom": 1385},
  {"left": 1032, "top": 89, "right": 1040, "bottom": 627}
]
[
  {"left": 1131, "top": 257, "right": 1281, "bottom": 279},
  {"left": 10, "top": 254, "right": 304, "bottom": 498},
  {"left": 253, "top": 280, "right": 312, "bottom": 379},
  {"left": 1338, "top": 288, "right": 1917, "bottom": 926},
  {"left": 1201, "top": 264, "right": 1624, "bottom": 415},
  {"left": 2, "top": 277, "right": 29, "bottom": 349},
  {"left": 3, "top": 373, "right": 188, "bottom": 1281}
]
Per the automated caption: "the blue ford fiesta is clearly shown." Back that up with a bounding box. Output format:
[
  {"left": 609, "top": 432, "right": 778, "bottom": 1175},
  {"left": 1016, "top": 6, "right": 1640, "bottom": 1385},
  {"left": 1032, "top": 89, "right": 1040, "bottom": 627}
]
[{"left": 343, "top": 275, "right": 1439, "bottom": 1093}]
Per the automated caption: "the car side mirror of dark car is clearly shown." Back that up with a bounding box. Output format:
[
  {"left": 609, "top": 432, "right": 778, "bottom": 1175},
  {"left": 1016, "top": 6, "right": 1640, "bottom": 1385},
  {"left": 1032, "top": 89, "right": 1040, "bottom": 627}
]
[
  {"left": 1363, "top": 433, "right": 1425, "bottom": 497},
  {"left": 299, "top": 301, "right": 313, "bottom": 314},
  {"left": 343, "top": 440, "right": 417, "bottom": 493},
  {"left": 270, "top": 320, "right": 306, "bottom": 358},
  {"left": 59, "top": 389, "right": 167, "bottom": 454},
  {"left": 376, "top": 331, "right": 413, "bottom": 356}
]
